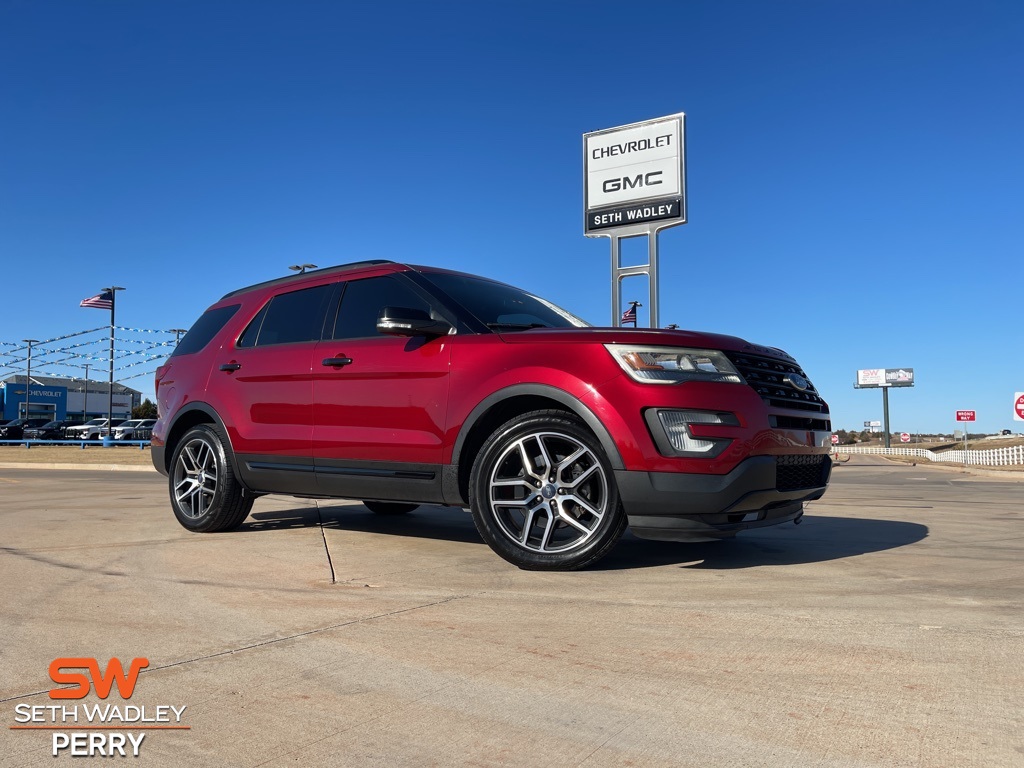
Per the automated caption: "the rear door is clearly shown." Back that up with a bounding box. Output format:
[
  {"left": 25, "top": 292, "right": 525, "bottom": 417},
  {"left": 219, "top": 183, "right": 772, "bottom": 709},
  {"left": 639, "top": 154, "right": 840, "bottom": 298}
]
[
  {"left": 312, "top": 273, "right": 452, "bottom": 502},
  {"left": 213, "top": 281, "right": 336, "bottom": 494}
]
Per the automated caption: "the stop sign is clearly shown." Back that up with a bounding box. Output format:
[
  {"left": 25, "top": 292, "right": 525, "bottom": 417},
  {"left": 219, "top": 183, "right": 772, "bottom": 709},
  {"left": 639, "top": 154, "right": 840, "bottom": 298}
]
[
  {"left": 1016, "top": 392, "right": 1024, "bottom": 422},
  {"left": 900, "top": 433, "right": 910, "bottom": 443}
]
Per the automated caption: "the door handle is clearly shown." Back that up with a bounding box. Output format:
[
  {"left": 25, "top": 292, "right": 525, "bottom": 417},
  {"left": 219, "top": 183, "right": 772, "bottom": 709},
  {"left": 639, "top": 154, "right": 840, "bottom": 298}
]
[
  {"left": 322, "top": 357, "right": 353, "bottom": 368},
  {"left": 219, "top": 362, "right": 242, "bottom": 372}
]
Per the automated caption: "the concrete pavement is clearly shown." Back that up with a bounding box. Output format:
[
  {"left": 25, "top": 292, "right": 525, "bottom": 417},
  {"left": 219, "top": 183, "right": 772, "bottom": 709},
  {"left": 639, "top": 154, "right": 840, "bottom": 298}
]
[{"left": 0, "top": 458, "right": 1021, "bottom": 766}]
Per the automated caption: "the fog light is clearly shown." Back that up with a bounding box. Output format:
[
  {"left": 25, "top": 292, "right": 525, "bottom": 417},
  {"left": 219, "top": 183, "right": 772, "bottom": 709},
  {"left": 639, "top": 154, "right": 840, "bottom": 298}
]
[{"left": 654, "top": 410, "right": 736, "bottom": 457}]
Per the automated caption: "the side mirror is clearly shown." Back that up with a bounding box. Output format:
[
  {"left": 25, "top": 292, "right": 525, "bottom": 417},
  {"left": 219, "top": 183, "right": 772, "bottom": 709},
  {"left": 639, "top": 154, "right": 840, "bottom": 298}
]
[{"left": 376, "top": 306, "right": 452, "bottom": 338}]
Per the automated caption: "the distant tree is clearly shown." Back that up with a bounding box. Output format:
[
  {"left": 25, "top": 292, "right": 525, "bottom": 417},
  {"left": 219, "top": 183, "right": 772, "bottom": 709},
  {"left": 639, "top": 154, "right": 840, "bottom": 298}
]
[{"left": 132, "top": 398, "right": 157, "bottom": 419}]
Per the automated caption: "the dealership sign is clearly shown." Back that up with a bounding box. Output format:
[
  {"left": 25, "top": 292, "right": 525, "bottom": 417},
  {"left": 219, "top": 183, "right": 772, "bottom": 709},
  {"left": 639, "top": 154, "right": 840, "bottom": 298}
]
[
  {"left": 584, "top": 114, "right": 686, "bottom": 234},
  {"left": 856, "top": 368, "right": 915, "bottom": 388}
]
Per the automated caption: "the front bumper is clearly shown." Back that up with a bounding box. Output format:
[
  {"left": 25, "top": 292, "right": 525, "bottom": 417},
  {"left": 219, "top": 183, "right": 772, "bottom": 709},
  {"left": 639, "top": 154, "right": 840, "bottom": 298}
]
[{"left": 616, "top": 454, "right": 830, "bottom": 541}]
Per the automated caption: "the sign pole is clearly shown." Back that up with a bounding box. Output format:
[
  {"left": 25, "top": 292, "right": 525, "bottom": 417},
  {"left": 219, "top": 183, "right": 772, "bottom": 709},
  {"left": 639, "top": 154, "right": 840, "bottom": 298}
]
[
  {"left": 648, "top": 229, "right": 660, "bottom": 327},
  {"left": 882, "top": 387, "right": 891, "bottom": 449},
  {"left": 610, "top": 236, "right": 621, "bottom": 327}
]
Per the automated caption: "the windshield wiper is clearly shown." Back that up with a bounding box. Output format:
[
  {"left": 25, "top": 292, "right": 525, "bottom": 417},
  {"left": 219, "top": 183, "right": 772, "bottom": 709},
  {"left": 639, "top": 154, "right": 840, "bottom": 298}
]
[{"left": 486, "top": 322, "right": 550, "bottom": 331}]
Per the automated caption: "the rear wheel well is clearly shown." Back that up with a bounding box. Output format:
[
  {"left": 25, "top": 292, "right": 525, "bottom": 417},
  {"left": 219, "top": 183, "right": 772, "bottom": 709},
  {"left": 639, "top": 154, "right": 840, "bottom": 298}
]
[
  {"left": 456, "top": 395, "right": 579, "bottom": 504},
  {"left": 163, "top": 409, "right": 217, "bottom": 473}
]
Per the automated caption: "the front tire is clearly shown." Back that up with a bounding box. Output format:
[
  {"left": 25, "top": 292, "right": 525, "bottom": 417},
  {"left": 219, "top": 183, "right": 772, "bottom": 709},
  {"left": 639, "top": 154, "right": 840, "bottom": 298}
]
[
  {"left": 169, "top": 425, "right": 253, "bottom": 532},
  {"left": 469, "top": 410, "right": 626, "bottom": 570}
]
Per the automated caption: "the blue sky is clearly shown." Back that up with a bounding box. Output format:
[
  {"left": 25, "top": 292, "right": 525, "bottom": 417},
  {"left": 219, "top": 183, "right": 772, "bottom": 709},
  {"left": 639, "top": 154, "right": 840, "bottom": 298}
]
[{"left": 1, "top": 0, "right": 1021, "bottom": 433}]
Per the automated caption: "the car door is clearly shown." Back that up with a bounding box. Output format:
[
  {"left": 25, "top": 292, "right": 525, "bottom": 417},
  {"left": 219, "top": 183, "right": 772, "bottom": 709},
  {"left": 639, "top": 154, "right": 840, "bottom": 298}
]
[
  {"left": 213, "top": 281, "right": 335, "bottom": 494},
  {"left": 312, "top": 273, "right": 452, "bottom": 503}
]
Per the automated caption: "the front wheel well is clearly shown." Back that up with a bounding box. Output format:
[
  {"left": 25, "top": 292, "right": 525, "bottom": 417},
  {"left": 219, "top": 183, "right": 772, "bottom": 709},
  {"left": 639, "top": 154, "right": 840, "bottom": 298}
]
[{"left": 455, "top": 395, "right": 583, "bottom": 505}]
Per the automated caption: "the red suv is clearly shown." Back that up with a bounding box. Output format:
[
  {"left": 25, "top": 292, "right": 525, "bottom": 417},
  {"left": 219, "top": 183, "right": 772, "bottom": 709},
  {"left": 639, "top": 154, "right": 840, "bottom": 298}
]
[{"left": 152, "top": 260, "right": 831, "bottom": 570}]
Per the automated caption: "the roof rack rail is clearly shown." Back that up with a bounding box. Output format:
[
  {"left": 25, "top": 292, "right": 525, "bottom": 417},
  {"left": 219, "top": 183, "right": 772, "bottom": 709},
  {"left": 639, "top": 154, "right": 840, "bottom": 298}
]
[{"left": 221, "top": 260, "right": 397, "bottom": 299}]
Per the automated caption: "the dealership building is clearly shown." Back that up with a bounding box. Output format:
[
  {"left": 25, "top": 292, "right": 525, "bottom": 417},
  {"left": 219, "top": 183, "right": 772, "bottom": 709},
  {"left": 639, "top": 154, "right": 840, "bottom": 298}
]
[{"left": 0, "top": 375, "right": 143, "bottom": 422}]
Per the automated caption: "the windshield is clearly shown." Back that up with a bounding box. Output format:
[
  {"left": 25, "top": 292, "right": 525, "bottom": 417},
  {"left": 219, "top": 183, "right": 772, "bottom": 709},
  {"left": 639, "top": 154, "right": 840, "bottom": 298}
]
[
  {"left": 423, "top": 272, "right": 590, "bottom": 330},
  {"left": 82, "top": 419, "right": 105, "bottom": 426}
]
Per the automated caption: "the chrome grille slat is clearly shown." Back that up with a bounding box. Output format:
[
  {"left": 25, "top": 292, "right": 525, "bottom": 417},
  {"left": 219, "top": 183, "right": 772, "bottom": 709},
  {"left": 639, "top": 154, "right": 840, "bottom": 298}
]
[{"left": 726, "top": 353, "right": 827, "bottom": 413}]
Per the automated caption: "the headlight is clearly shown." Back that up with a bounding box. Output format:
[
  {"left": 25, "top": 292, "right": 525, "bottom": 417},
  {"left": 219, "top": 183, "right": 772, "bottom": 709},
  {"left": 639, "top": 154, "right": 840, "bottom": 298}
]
[{"left": 605, "top": 345, "right": 744, "bottom": 385}]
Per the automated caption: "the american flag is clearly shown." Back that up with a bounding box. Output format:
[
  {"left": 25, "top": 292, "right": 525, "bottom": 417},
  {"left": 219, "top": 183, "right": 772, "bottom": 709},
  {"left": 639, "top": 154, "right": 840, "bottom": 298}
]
[
  {"left": 620, "top": 303, "right": 639, "bottom": 326},
  {"left": 80, "top": 290, "right": 114, "bottom": 310}
]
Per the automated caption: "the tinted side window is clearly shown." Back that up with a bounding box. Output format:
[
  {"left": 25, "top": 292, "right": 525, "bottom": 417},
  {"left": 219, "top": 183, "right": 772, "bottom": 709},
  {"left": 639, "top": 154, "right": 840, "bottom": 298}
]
[
  {"left": 236, "top": 304, "right": 269, "bottom": 348},
  {"left": 172, "top": 305, "right": 240, "bottom": 356},
  {"left": 251, "top": 283, "right": 334, "bottom": 346},
  {"left": 333, "top": 276, "right": 431, "bottom": 340}
]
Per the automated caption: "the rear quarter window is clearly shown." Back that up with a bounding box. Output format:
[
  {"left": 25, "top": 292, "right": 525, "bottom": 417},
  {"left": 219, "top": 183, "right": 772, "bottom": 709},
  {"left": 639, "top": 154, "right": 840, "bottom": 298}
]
[
  {"left": 171, "top": 305, "right": 240, "bottom": 356},
  {"left": 238, "top": 283, "right": 335, "bottom": 347}
]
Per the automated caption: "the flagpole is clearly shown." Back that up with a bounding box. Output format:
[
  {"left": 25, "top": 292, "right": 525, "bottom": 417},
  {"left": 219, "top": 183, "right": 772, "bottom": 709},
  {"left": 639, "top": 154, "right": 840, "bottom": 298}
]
[{"left": 104, "top": 286, "right": 125, "bottom": 441}]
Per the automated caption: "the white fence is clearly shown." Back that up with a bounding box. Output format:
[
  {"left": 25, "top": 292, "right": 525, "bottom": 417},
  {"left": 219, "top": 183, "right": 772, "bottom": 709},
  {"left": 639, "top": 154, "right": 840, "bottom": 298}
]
[{"left": 836, "top": 444, "right": 1024, "bottom": 466}]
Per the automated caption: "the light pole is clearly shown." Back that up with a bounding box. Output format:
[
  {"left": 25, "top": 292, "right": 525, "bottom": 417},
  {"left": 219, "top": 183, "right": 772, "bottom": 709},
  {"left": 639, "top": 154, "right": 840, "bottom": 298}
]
[
  {"left": 169, "top": 328, "right": 187, "bottom": 345},
  {"left": 82, "top": 363, "right": 90, "bottom": 421},
  {"left": 288, "top": 263, "right": 318, "bottom": 274},
  {"left": 22, "top": 339, "right": 39, "bottom": 420}
]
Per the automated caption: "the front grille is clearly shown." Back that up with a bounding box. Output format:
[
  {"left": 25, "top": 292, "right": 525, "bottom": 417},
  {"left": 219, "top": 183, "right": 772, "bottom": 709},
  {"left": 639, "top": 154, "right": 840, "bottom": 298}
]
[
  {"left": 776, "top": 455, "right": 831, "bottom": 491},
  {"left": 725, "top": 352, "right": 827, "bottom": 412}
]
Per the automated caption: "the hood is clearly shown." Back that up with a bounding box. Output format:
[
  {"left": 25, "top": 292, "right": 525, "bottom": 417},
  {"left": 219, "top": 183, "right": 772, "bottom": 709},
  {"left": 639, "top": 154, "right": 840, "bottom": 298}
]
[{"left": 494, "top": 327, "right": 796, "bottom": 362}]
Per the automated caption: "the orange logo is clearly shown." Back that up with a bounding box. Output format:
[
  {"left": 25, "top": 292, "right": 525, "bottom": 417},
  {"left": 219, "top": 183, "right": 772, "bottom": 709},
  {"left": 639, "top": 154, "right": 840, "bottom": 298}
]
[{"left": 48, "top": 658, "right": 150, "bottom": 700}]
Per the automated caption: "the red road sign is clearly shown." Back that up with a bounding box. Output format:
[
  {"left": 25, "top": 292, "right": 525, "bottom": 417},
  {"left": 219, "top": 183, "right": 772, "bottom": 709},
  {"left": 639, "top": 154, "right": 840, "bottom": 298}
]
[
  {"left": 900, "top": 433, "right": 911, "bottom": 442},
  {"left": 831, "top": 434, "right": 839, "bottom": 445},
  {"left": 1015, "top": 393, "right": 1024, "bottom": 421},
  {"left": 956, "top": 410, "right": 976, "bottom": 421}
]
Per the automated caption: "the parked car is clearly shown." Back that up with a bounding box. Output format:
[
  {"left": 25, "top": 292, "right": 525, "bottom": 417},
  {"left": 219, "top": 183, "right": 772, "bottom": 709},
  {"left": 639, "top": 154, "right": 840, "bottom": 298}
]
[
  {"left": 112, "top": 419, "right": 157, "bottom": 440},
  {"left": 152, "top": 260, "right": 832, "bottom": 570},
  {"left": 23, "top": 419, "right": 86, "bottom": 440},
  {"left": 0, "top": 418, "right": 50, "bottom": 440},
  {"left": 65, "top": 418, "right": 127, "bottom": 440}
]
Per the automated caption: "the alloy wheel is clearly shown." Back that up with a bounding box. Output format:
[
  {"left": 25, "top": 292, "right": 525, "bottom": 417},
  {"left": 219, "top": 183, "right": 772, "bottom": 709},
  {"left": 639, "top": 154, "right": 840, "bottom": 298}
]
[
  {"left": 173, "top": 437, "right": 219, "bottom": 519},
  {"left": 487, "top": 430, "right": 609, "bottom": 554}
]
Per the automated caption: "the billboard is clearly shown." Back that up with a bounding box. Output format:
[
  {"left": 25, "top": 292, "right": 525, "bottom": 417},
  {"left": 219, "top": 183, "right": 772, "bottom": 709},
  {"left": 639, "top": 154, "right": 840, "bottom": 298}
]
[
  {"left": 855, "top": 368, "right": 915, "bottom": 388},
  {"left": 584, "top": 113, "right": 686, "bottom": 234}
]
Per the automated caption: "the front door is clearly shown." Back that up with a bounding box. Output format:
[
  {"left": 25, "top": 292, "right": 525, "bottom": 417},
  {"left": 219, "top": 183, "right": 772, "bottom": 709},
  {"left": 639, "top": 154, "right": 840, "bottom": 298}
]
[{"left": 312, "top": 274, "right": 452, "bottom": 502}]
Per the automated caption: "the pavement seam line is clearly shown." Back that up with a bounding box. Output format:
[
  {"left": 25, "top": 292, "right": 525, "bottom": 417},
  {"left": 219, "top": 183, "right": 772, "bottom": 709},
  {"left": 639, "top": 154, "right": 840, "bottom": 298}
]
[
  {"left": 0, "top": 594, "right": 472, "bottom": 704},
  {"left": 314, "top": 500, "right": 337, "bottom": 583}
]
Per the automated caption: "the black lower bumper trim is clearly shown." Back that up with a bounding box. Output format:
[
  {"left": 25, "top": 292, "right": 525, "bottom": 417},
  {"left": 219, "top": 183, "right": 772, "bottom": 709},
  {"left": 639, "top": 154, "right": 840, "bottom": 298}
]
[
  {"left": 151, "top": 445, "right": 167, "bottom": 476},
  {"left": 615, "top": 455, "right": 828, "bottom": 541}
]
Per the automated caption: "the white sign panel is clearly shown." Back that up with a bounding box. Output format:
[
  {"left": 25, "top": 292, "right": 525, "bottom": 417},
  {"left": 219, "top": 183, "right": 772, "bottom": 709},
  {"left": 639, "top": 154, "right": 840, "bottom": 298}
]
[
  {"left": 584, "top": 114, "right": 686, "bottom": 233},
  {"left": 856, "top": 368, "right": 915, "bottom": 388}
]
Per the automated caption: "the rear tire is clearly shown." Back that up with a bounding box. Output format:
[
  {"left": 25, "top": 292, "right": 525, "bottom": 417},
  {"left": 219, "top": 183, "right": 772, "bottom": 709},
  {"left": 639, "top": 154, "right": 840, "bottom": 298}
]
[
  {"left": 469, "top": 410, "right": 626, "bottom": 571},
  {"left": 363, "top": 501, "right": 418, "bottom": 515},
  {"left": 168, "top": 425, "right": 253, "bottom": 532}
]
